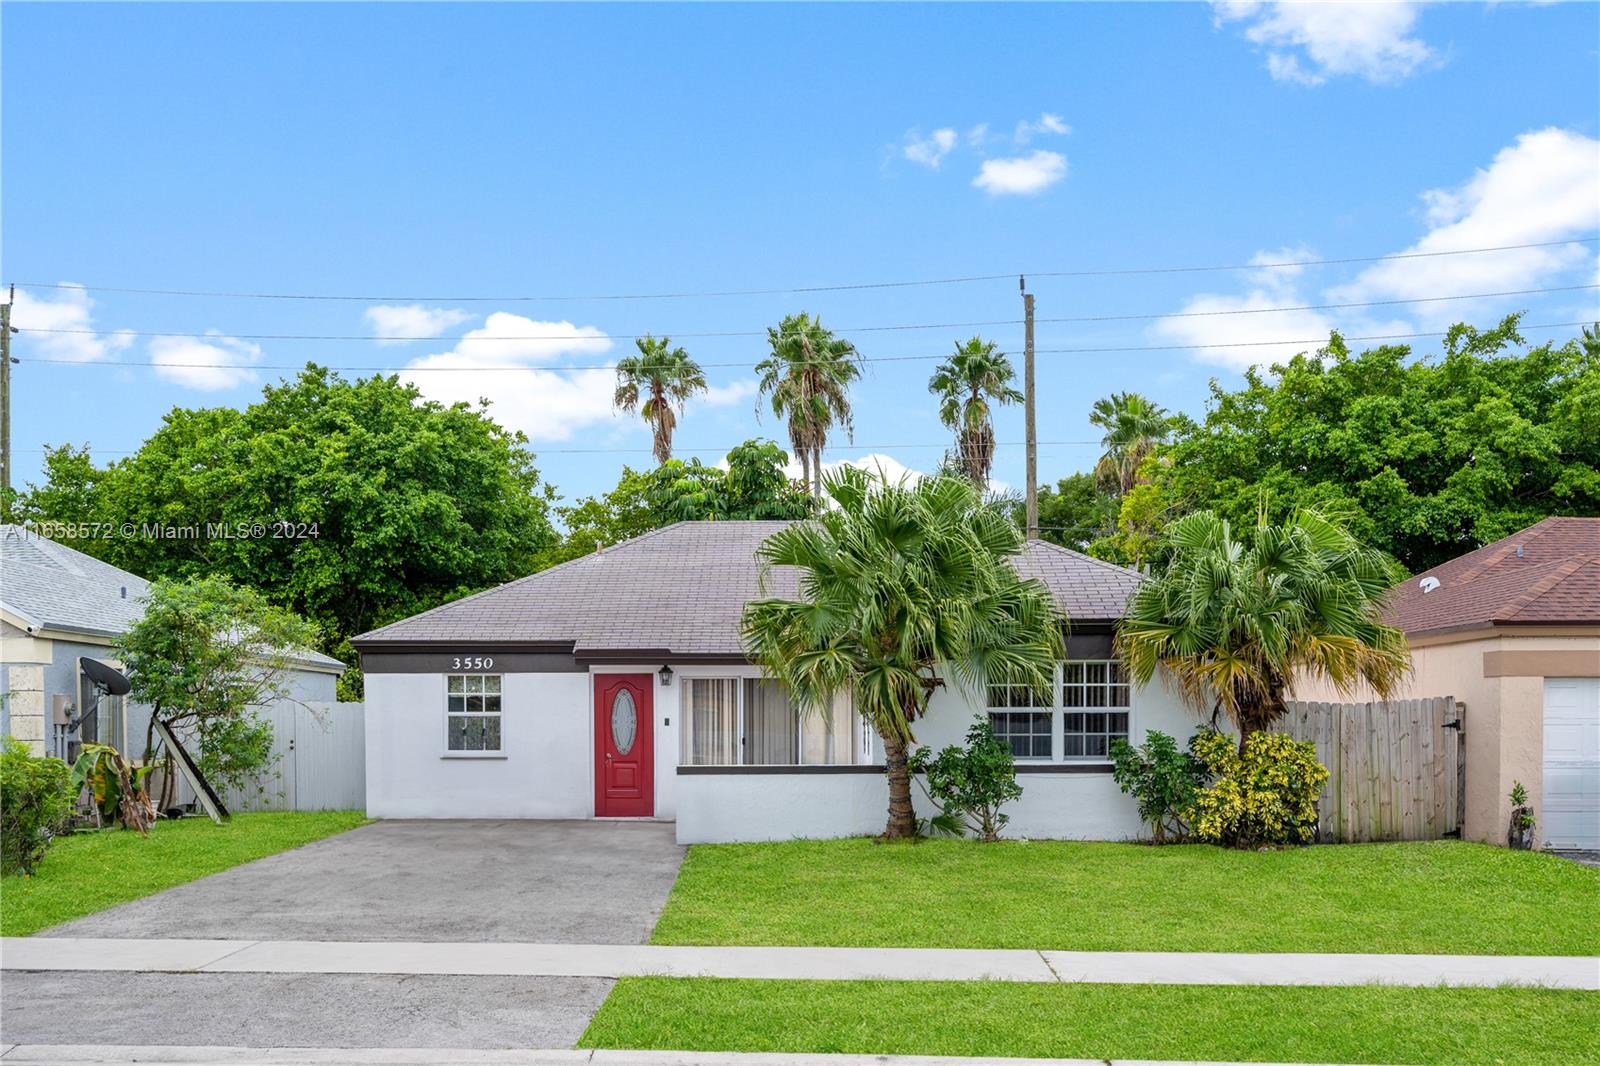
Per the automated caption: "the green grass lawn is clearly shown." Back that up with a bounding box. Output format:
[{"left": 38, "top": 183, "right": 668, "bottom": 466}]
[
  {"left": 581, "top": 978, "right": 1600, "bottom": 1065},
  {"left": 0, "top": 810, "right": 369, "bottom": 936},
  {"left": 652, "top": 838, "right": 1600, "bottom": 955}
]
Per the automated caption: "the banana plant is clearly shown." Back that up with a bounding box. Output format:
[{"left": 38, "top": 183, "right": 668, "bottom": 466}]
[{"left": 69, "top": 744, "right": 157, "bottom": 834}]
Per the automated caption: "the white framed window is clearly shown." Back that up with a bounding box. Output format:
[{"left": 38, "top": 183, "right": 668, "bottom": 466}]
[
  {"left": 680, "top": 676, "right": 859, "bottom": 766},
  {"left": 446, "top": 674, "right": 503, "bottom": 753},
  {"left": 986, "top": 679, "right": 1051, "bottom": 759},
  {"left": 1061, "top": 660, "right": 1130, "bottom": 759},
  {"left": 988, "top": 710, "right": 1053, "bottom": 759},
  {"left": 982, "top": 659, "right": 1134, "bottom": 762}
]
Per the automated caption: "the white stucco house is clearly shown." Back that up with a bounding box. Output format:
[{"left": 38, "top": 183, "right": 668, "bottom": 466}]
[{"left": 352, "top": 520, "right": 1202, "bottom": 844}]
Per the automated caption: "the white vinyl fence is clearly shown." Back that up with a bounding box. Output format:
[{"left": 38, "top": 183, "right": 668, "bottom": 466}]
[{"left": 225, "top": 701, "right": 366, "bottom": 813}]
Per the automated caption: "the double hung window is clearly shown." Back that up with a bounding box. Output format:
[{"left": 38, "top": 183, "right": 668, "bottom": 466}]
[
  {"left": 447, "top": 674, "right": 503, "bottom": 753},
  {"left": 985, "top": 660, "right": 1132, "bottom": 762}
]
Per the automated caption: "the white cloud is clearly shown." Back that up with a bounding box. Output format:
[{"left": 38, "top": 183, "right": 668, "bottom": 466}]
[
  {"left": 1014, "top": 112, "right": 1071, "bottom": 143},
  {"left": 1153, "top": 127, "right": 1600, "bottom": 370},
  {"left": 11, "top": 284, "right": 133, "bottom": 363},
  {"left": 450, "top": 312, "right": 611, "bottom": 365},
  {"left": 149, "top": 333, "right": 262, "bottom": 391},
  {"left": 780, "top": 452, "right": 1009, "bottom": 496},
  {"left": 703, "top": 379, "right": 758, "bottom": 407},
  {"left": 966, "top": 123, "right": 991, "bottom": 147},
  {"left": 1151, "top": 246, "right": 1413, "bottom": 370},
  {"left": 1213, "top": 1, "right": 1435, "bottom": 85},
  {"left": 972, "top": 150, "right": 1068, "bottom": 196},
  {"left": 1332, "top": 127, "right": 1600, "bottom": 312},
  {"left": 903, "top": 127, "right": 958, "bottom": 169},
  {"left": 403, "top": 357, "right": 622, "bottom": 442},
  {"left": 363, "top": 304, "right": 475, "bottom": 345},
  {"left": 399, "top": 313, "right": 619, "bottom": 441}
]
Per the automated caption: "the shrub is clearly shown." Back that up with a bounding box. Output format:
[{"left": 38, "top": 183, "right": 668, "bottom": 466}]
[
  {"left": 1185, "top": 728, "right": 1327, "bottom": 847},
  {"left": 909, "top": 717, "right": 1023, "bottom": 841},
  {"left": 1, "top": 737, "right": 75, "bottom": 875},
  {"left": 1110, "top": 730, "right": 1205, "bottom": 843}
]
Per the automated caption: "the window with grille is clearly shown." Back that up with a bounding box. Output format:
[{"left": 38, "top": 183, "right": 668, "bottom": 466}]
[
  {"left": 446, "top": 674, "right": 502, "bottom": 752},
  {"left": 988, "top": 710, "right": 1053, "bottom": 759},
  {"left": 1060, "top": 661, "right": 1130, "bottom": 758}
]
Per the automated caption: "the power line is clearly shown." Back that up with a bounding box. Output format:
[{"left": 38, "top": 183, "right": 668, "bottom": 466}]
[
  {"left": 13, "top": 284, "right": 1596, "bottom": 345},
  {"left": 9, "top": 238, "right": 1595, "bottom": 303},
  {"left": 5, "top": 438, "right": 1108, "bottom": 458},
  {"left": 14, "top": 321, "right": 1593, "bottom": 373}
]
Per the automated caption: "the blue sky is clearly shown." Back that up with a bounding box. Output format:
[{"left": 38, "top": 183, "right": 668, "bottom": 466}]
[{"left": 4, "top": 2, "right": 1598, "bottom": 517}]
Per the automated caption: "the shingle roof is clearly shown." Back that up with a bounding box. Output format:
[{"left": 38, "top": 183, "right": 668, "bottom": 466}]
[
  {"left": 2, "top": 525, "right": 147, "bottom": 637},
  {"left": 0, "top": 525, "right": 344, "bottom": 670},
  {"left": 353, "top": 520, "right": 1143, "bottom": 656},
  {"left": 1385, "top": 517, "right": 1600, "bottom": 636}
]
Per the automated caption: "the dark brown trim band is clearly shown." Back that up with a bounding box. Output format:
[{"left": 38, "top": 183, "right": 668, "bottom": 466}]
[
  {"left": 361, "top": 651, "right": 583, "bottom": 674},
  {"left": 677, "top": 765, "right": 887, "bottom": 775}
]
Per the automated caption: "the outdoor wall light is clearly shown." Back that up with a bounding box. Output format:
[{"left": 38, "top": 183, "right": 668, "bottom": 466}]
[{"left": 658, "top": 664, "right": 674, "bottom": 686}]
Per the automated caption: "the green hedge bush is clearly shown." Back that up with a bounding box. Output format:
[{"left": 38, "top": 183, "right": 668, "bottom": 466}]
[{"left": 1, "top": 736, "right": 75, "bottom": 875}]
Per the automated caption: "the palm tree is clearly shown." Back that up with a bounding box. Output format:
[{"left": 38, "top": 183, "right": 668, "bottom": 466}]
[
  {"left": 742, "top": 467, "right": 1064, "bottom": 838},
  {"left": 1089, "top": 392, "right": 1172, "bottom": 494},
  {"left": 613, "top": 335, "right": 707, "bottom": 464},
  {"left": 754, "top": 313, "right": 862, "bottom": 495},
  {"left": 928, "top": 336, "right": 1024, "bottom": 489},
  {"left": 1118, "top": 508, "right": 1410, "bottom": 749}
]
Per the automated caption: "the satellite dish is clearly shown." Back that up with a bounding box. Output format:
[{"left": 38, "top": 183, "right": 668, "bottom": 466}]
[
  {"left": 80, "top": 657, "right": 132, "bottom": 696},
  {"left": 1419, "top": 576, "right": 1441, "bottom": 594}
]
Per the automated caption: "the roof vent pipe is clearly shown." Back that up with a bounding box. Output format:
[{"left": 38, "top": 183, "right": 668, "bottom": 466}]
[
  {"left": 1419, "top": 576, "right": 1441, "bottom": 594},
  {"left": 1516, "top": 543, "right": 1524, "bottom": 558},
  {"left": 595, "top": 540, "right": 604, "bottom": 555}
]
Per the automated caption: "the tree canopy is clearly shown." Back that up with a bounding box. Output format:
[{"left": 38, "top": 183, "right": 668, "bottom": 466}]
[
  {"left": 118, "top": 574, "right": 322, "bottom": 801},
  {"left": 15, "top": 366, "right": 557, "bottom": 695},
  {"left": 613, "top": 335, "right": 707, "bottom": 464},
  {"left": 928, "top": 336, "right": 1023, "bottom": 489},
  {"left": 1119, "top": 509, "right": 1410, "bottom": 744},
  {"left": 543, "top": 438, "right": 813, "bottom": 565},
  {"left": 755, "top": 313, "right": 863, "bottom": 495},
  {"left": 1093, "top": 318, "right": 1600, "bottom": 573}
]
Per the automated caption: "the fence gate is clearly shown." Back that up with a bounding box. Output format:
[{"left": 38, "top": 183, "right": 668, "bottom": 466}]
[
  {"left": 1284, "top": 697, "right": 1463, "bottom": 843},
  {"left": 226, "top": 701, "right": 366, "bottom": 813}
]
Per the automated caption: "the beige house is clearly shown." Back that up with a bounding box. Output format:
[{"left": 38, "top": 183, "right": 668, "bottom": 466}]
[{"left": 1299, "top": 517, "right": 1599, "bottom": 849}]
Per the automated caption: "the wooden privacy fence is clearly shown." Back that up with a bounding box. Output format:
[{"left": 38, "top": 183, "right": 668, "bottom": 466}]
[
  {"left": 1284, "top": 697, "right": 1464, "bottom": 843},
  {"left": 225, "top": 701, "right": 366, "bottom": 813}
]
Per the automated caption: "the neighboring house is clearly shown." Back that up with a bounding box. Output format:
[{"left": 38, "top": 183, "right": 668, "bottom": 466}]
[
  {"left": 0, "top": 525, "right": 345, "bottom": 768},
  {"left": 1296, "top": 517, "right": 1600, "bottom": 851},
  {"left": 353, "top": 520, "right": 1200, "bottom": 843}
]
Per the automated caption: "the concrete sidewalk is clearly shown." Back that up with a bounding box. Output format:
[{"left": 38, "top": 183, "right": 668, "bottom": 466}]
[
  {"left": 0, "top": 1045, "right": 1345, "bottom": 1066},
  {"left": 4, "top": 937, "right": 1595, "bottom": 989}
]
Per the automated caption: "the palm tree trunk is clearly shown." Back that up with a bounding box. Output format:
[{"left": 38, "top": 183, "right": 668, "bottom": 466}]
[
  {"left": 812, "top": 445, "right": 823, "bottom": 497},
  {"left": 880, "top": 730, "right": 918, "bottom": 839}
]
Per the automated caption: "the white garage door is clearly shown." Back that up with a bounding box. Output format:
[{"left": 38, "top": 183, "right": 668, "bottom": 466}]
[{"left": 1543, "top": 677, "right": 1600, "bottom": 851}]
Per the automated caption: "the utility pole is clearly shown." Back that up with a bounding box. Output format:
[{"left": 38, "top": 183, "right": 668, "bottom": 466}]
[
  {"left": 1, "top": 285, "right": 13, "bottom": 501},
  {"left": 1021, "top": 275, "right": 1038, "bottom": 540}
]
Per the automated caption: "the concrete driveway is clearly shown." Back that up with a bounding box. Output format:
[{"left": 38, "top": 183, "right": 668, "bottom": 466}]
[
  {"left": 2, "top": 821, "right": 685, "bottom": 1051},
  {"left": 43, "top": 819, "right": 685, "bottom": 944}
]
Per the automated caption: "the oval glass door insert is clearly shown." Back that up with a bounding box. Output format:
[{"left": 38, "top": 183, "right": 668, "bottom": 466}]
[{"left": 611, "top": 688, "right": 637, "bottom": 755}]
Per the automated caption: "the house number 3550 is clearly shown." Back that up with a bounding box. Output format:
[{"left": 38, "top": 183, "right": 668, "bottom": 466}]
[{"left": 452, "top": 655, "right": 495, "bottom": 670}]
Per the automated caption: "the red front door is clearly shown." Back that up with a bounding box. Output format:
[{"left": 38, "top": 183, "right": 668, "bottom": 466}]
[{"left": 595, "top": 674, "right": 654, "bottom": 817}]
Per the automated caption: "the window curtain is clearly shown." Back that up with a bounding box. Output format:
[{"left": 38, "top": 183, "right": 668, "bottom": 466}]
[
  {"left": 682, "top": 679, "right": 738, "bottom": 765},
  {"left": 742, "top": 679, "right": 799, "bottom": 765},
  {"left": 800, "top": 689, "right": 858, "bottom": 765}
]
